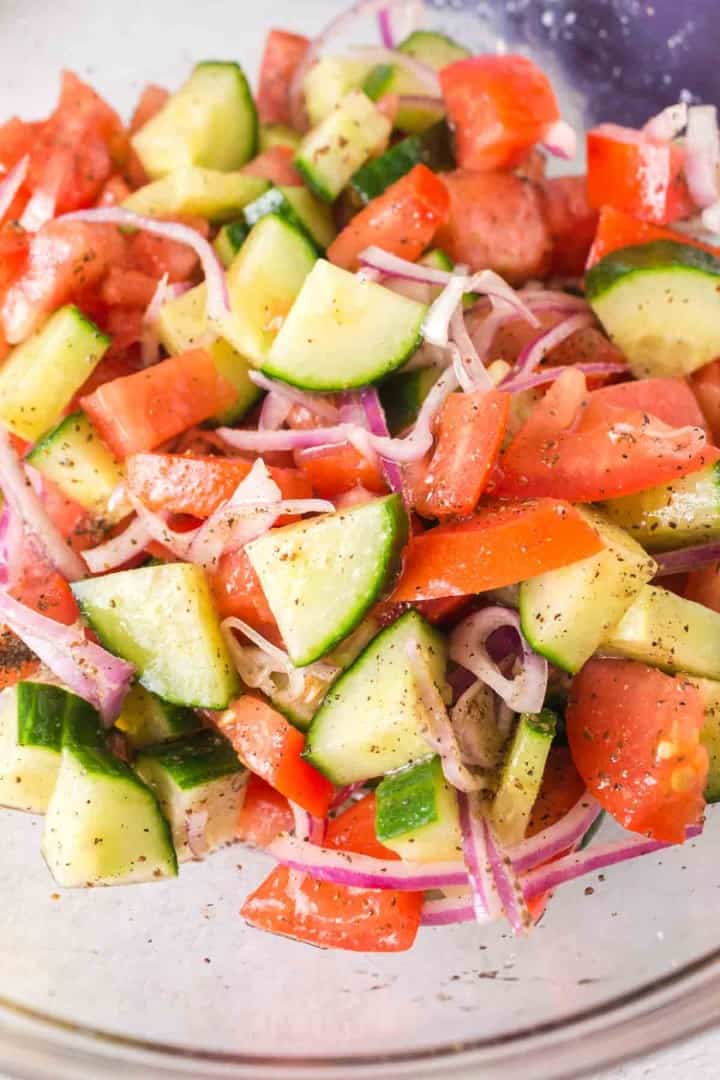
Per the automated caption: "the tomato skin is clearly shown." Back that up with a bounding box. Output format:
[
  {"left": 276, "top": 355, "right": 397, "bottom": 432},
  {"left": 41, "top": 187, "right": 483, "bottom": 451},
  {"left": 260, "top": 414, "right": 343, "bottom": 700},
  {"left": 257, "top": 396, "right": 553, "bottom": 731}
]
[
  {"left": 440, "top": 56, "right": 559, "bottom": 172},
  {"left": 527, "top": 746, "right": 585, "bottom": 837},
  {"left": 210, "top": 546, "right": 283, "bottom": 644},
  {"left": 586, "top": 125, "right": 694, "bottom": 225},
  {"left": 540, "top": 176, "right": 599, "bottom": 277},
  {"left": 129, "top": 84, "right": 169, "bottom": 134},
  {"left": 294, "top": 442, "right": 387, "bottom": 498},
  {"left": 498, "top": 368, "right": 720, "bottom": 502},
  {"left": 567, "top": 659, "right": 707, "bottom": 843},
  {"left": 236, "top": 774, "right": 294, "bottom": 848},
  {"left": 324, "top": 793, "right": 398, "bottom": 859},
  {"left": 435, "top": 170, "right": 552, "bottom": 284},
  {"left": 585, "top": 205, "right": 720, "bottom": 269},
  {"left": 327, "top": 164, "right": 450, "bottom": 272},
  {"left": 685, "top": 562, "right": 720, "bottom": 614},
  {"left": 256, "top": 29, "right": 310, "bottom": 126},
  {"left": 591, "top": 377, "right": 710, "bottom": 437},
  {"left": 691, "top": 359, "right": 720, "bottom": 446},
  {"left": 241, "top": 147, "right": 303, "bottom": 187}
]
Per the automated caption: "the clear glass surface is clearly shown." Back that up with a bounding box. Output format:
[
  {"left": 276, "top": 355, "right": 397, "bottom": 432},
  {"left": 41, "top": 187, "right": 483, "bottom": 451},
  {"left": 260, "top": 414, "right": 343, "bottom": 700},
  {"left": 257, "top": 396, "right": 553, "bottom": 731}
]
[{"left": 1, "top": 2, "right": 720, "bottom": 1077}]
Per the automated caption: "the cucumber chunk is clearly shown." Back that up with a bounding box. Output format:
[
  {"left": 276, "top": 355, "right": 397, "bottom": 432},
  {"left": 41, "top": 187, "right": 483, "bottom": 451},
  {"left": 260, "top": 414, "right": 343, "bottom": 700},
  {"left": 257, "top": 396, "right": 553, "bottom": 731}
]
[
  {"left": 26, "top": 412, "right": 126, "bottom": 524},
  {"left": 586, "top": 241, "right": 720, "bottom": 377},
  {"left": 349, "top": 121, "right": 454, "bottom": 206},
  {"left": 362, "top": 64, "right": 444, "bottom": 134},
  {"left": 489, "top": 710, "right": 557, "bottom": 846},
  {"left": 72, "top": 563, "right": 239, "bottom": 709},
  {"left": 222, "top": 213, "right": 318, "bottom": 366},
  {"left": 605, "top": 584, "right": 720, "bottom": 680},
  {"left": 259, "top": 124, "right": 302, "bottom": 152},
  {"left": 375, "top": 755, "right": 461, "bottom": 861},
  {"left": 243, "top": 185, "right": 336, "bottom": 251},
  {"left": 684, "top": 677, "right": 720, "bottom": 803},
  {"left": 0, "top": 305, "right": 109, "bottom": 441},
  {"left": 0, "top": 684, "right": 62, "bottom": 813},
  {"left": 157, "top": 284, "right": 261, "bottom": 425},
  {"left": 263, "top": 259, "right": 427, "bottom": 390},
  {"left": 520, "top": 508, "right": 657, "bottom": 674},
  {"left": 397, "top": 30, "right": 471, "bottom": 69},
  {"left": 379, "top": 365, "right": 442, "bottom": 435},
  {"left": 213, "top": 220, "right": 250, "bottom": 268},
  {"left": 123, "top": 167, "right": 268, "bottom": 223},
  {"left": 305, "top": 610, "right": 447, "bottom": 783},
  {"left": 135, "top": 729, "right": 247, "bottom": 861},
  {"left": 246, "top": 495, "right": 408, "bottom": 666},
  {"left": 132, "top": 61, "right": 257, "bottom": 179},
  {"left": 302, "top": 57, "right": 373, "bottom": 128},
  {"left": 294, "top": 90, "right": 391, "bottom": 203},
  {"left": 115, "top": 684, "right": 201, "bottom": 750},
  {"left": 601, "top": 463, "right": 720, "bottom": 551}
]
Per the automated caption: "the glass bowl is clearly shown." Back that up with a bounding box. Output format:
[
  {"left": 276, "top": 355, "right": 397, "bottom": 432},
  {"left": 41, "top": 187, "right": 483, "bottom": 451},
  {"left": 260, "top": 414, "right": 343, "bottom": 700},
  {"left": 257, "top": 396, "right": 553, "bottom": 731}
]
[{"left": 1, "top": 2, "right": 720, "bottom": 1077}]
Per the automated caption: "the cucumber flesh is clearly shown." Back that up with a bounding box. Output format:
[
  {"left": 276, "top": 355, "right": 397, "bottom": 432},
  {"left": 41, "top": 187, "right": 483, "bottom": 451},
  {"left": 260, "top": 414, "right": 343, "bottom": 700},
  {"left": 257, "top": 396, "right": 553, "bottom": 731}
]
[
  {"left": 302, "top": 57, "right": 373, "bottom": 128},
  {"left": 520, "top": 507, "right": 657, "bottom": 674},
  {"left": 489, "top": 710, "right": 557, "bottom": 846},
  {"left": 375, "top": 755, "right": 461, "bottom": 861},
  {"left": 259, "top": 124, "right": 302, "bottom": 152},
  {"left": 687, "top": 677, "right": 720, "bottom": 802},
  {"left": 305, "top": 610, "right": 447, "bottom": 784},
  {"left": 0, "top": 685, "right": 61, "bottom": 813},
  {"left": 0, "top": 305, "right": 109, "bottom": 441},
  {"left": 72, "top": 563, "right": 239, "bottom": 709},
  {"left": 213, "top": 221, "right": 250, "bottom": 268},
  {"left": 246, "top": 495, "right": 408, "bottom": 666},
  {"left": 349, "top": 121, "right": 454, "bottom": 206},
  {"left": 263, "top": 259, "right": 427, "bottom": 390},
  {"left": 601, "top": 463, "right": 720, "bottom": 551},
  {"left": 123, "top": 167, "right": 268, "bottom": 223},
  {"left": 242, "top": 185, "right": 336, "bottom": 251},
  {"left": 396, "top": 30, "right": 471, "bottom": 69},
  {"left": 115, "top": 684, "right": 202, "bottom": 750},
  {"left": 379, "top": 365, "right": 442, "bottom": 435},
  {"left": 586, "top": 241, "right": 720, "bottom": 378}
]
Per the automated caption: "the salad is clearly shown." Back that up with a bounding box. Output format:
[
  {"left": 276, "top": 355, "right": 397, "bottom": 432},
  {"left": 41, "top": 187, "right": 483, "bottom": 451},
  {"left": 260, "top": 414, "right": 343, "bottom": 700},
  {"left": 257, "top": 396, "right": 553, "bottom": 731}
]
[{"left": 0, "top": 0, "right": 719, "bottom": 955}]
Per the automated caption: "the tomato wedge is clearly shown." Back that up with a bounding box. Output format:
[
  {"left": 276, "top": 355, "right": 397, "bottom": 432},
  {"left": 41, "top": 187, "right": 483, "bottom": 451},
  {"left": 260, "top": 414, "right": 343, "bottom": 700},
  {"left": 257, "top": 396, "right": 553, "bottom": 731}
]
[
  {"left": 392, "top": 498, "right": 603, "bottom": 602},
  {"left": 216, "top": 694, "right": 334, "bottom": 818},
  {"left": 540, "top": 176, "right": 598, "bottom": 277},
  {"left": 585, "top": 205, "right": 720, "bottom": 268},
  {"left": 591, "top": 377, "right": 710, "bottom": 436},
  {"left": 0, "top": 629, "right": 39, "bottom": 692},
  {"left": 527, "top": 746, "right": 584, "bottom": 837},
  {"left": 691, "top": 359, "right": 720, "bottom": 446},
  {"left": 210, "top": 547, "right": 282, "bottom": 643},
  {"left": 129, "top": 84, "right": 169, "bottom": 134},
  {"left": 328, "top": 164, "right": 450, "bottom": 271},
  {"left": 685, "top": 562, "right": 720, "bottom": 614},
  {"left": 236, "top": 774, "right": 294, "bottom": 848},
  {"left": 294, "top": 441, "right": 387, "bottom": 498},
  {"left": 256, "top": 29, "right": 310, "bottom": 126},
  {"left": 586, "top": 125, "right": 693, "bottom": 225},
  {"left": 439, "top": 55, "right": 559, "bottom": 172},
  {"left": 241, "top": 146, "right": 303, "bottom": 187},
  {"left": 497, "top": 368, "right": 719, "bottom": 502},
  {"left": 567, "top": 658, "right": 707, "bottom": 843},
  {"left": 405, "top": 389, "right": 510, "bottom": 520}
]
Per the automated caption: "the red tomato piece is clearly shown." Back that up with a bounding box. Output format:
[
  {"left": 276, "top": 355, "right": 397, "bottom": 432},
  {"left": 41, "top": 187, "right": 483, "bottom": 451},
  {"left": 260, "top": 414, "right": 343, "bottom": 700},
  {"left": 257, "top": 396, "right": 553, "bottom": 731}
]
[
  {"left": 294, "top": 441, "right": 387, "bottom": 498},
  {"left": 527, "top": 746, "right": 585, "bottom": 837},
  {"left": 0, "top": 117, "right": 39, "bottom": 170},
  {"left": 129, "top": 84, "right": 170, "bottom": 134},
  {"left": 497, "top": 368, "right": 719, "bottom": 502},
  {"left": 327, "top": 164, "right": 450, "bottom": 271},
  {"left": 591, "top": 377, "right": 710, "bottom": 436},
  {"left": 540, "top": 175, "right": 599, "bottom": 277},
  {"left": 80, "top": 349, "right": 237, "bottom": 458},
  {"left": 405, "top": 389, "right": 510, "bottom": 520},
  {"left": 440, "top": 55, "right": 559, "bottom": 172},
  {"left": 236, "top": 774, "right": 294, "bottom": 848},
  {"left": 324, "top": 793, "right": 399, "bottom": 859},
  {"left": 586, "top": 125, "right": 694, "bottom": 225},
  {"left": 9, "top": 546, "right": 79, "bottom": 625},
  {"left": 125, "top": 219, "right": 207, "bottom": 282},
  {"left": 585, "top": 205, "right": 720, "bottom": 268},
  {"left": 685, "top": 562, "right": 720, "bottom": 614},
  {"left": 0, "top": 224, "right": 29, "bottom": 296},
  {"left": 216, "top": 695, "right": 334, "bottom": 818},
  {"left": 392, "top": 498, "right": 603, "bottom": 603},
  {"left": 0, "top": 629, "right": 40, "bottom": 692},
  {"left": 210, "top": 547, "right": 283, "bottom": 644},
  {"left": 100, "top": 266, "right": 159, "bottom": 309},
  {"left": 567, "top": 658, "right": 707, "bottom": 843},
  {"left": 96, "top": 174, "right": 132, "bottom": 207},
  {"left": 435, "top": 170, "right": 552, "bottom": 284},
  {"left": 241, "top": 146, "right": 303, "bottom": 187},
  {"left": 256, "top": 29, "right": 310, "bottom": 125},
  {"left": 691, "top": 359, "right": 720, "bottom": 446}
]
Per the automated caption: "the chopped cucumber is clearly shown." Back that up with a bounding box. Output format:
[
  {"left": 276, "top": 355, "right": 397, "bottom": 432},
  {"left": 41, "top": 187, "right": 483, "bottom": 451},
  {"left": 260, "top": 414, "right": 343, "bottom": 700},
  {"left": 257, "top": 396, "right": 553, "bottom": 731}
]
[
  {"left": 302, "top": 57, "right": 372, "bottom": 128},
  {"left": 489, "top": 710, "right": 557, "bottom": 846},
  {"left": 156, "top": 284, "right": 261, "bottom": 425},
  {"left": 397, "top": 30, "right": 471, "bottom": 69},
  {"left": 246, "top": 495, "right": 408, "bottom": 666},
  {"left": 379, "top": 365, "right": 442, "bottom": 435},
  {"left": 213, "top": 220, "right": 250, "bottom": 268},
  {"left": 687, "top": 677, "right": 720, "bottom": 802},
  {"left": 135, "top": 729, "right": 246, "bottom": 861},
  {"left": 605, "top": 584, "right": 720, "bottom": 680},
  {"left": 585, "top": 241, "right": 720, "bottom": 378},
  {"left": 601, "top": 463, "right": 720, "bottom": 551},
  {"left": 294, "top": 90, "right": 391, "bottom": 203},
  {"left": 259, "top": 124, "right": 302, "bottom": 152},
  {"left": 362, "top": 63, "right": 395, "bottom": 102},
  {"left": 72, "top": 563, "right": 239, "bottom": 709},
  {"left": 115, "top": 684, "right": 201, "bottom": 750},
  {"left": 520, "top": 508, "right": 657, "bottom": 674},
  {"left": 0, "top": 305, "right": 109, "bottom": 441},
  {"left": 222, "top": 213, "right": 317, "bottom": 366},
  {"left": 375, "top": 756, "right": 461, "bottom": 861},
  {"left": 243, "top": 185, "right": 336, "bottom": 251},
  {"left": 132, "top": 61, "right": 257, "bottom": 179},
  {"left": 0, "top": 684, "right": 62, "bottom": 813},
  {"left": 263, "top": 259, "right": 427, "bottom": 390},
  {"left": 305, "top": 610, "right": 447, "bottom": 784},
  {"left": 361, "top": 64, "right": 444, "bottom": 134},
  {"left": 26, "top": 412, "right": 126, "bottom": 524},
  {"left": 348, "top": 121, "right": 454, "bottom": 206},
  {"left": 123, "top": 167, "right": 268, "bottom": 223}
]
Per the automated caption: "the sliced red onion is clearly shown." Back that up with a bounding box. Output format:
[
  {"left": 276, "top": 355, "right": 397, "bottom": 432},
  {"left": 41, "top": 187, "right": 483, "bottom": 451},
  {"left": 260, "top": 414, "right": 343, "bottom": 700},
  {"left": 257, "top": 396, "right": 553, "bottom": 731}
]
[
  {"left": 684, "top": 105, "right": 720, "bottom": 209},
  {"left": 221, "top": 615, "right": 338, "bottom": 702},
  {"left": 421, "top": 894, "right": 479, "bottom": 927},
  {"left": 541, "top": 120, "right": 578, "bottom": 160},
  {"left": 519, "top": 289, "right": 590, "bottom": 313},
  {"left": 185, "top": 809, "right": 209, "bottom": 859},
  {"left": 19, "top": 186, "right": 58, "bottom": 233},
  {"left": 503, "top": 311, "right": 595, "bottom": 385},
  {"left": 450, "top": 679, "right": 507, "bottom": 771},
  {"left": 449, "top": 306, "right": 494, "bottom": 392},
  {"left": 643, "top": 102, "right": 688, "bottom": 142},
  {"left": 249, "top": 371, "right": 340, "bottom": 423},
  {"left": 653, "top": 540, "right": 720, "bottom": 578},
  {"left": 188, "top": 459, "right": 283, "bottom": 570},
  {"left": 457, "top": 792, "right": 497, "bottom": 921},
  {"left": 509, "top": 794, "right": 602, "bottom": 874},
  {"left": 501, "top": 359, "right": 628, "bottom": 395},
  {"left": 348, "top": 47, "right": 440, "bottom": 97},
  {"left": 258, "top": 391, "right": 293, "bottom": 432},
  {"left": 140, "top": 272, "right": 170, "bottom": 368},
  {"left": 0, "top": 428, "right": 86, "bottom": 582},
  {"left": 0, "top": 590, "right": 134, "bottom": 723},
  {"left": 0, "top": 155, "right": 28, "bottom": 222},
  {"left": 0, "top": 502, "right": 26, "bottom": 588},
  {"left": 450, "top": 608, "right": 548, "bottom": 715},
  {"left": 701, "top": 201, "right": 720, "bottom": 233},
  {"left": 360, "top": 388, "right": 403, "bottom": 493},
  {"left": 338, "top": 391, "right": 370, "bottom": 429},
  {"left": 290, "top": 801, "right": 327, "bottom": 845},
  {"left": 359, "top": 246, "right": 453, "bottom": 286},
  {"left": 127, "top": 494, "right": 197, "bottom": 560},
  {"left": 329, "top": 782, "right": 366, "bottom": 813},
  {"left": 377, "top": 7, "right": 394, "bottom": 47},
  {"left": 82, "top": 515, "right": 152, "bottom": 574},
  {"left": 484, "top": 818, "right": 531, "bottom": 934},
  {"left": 522, "top": 824, "right": 703, "bottom": 900},
  {"left": 354, "top": 365, "right": 458, "bottom": 463},
  {"left": 396, "top": 94, "right": 443, "bottom": 111},
  {"left": 423, "top": 273, "right": 472, "bottom": 348},
  {"left": 57, "top": 207, "right": 231, "bottom": 326}
]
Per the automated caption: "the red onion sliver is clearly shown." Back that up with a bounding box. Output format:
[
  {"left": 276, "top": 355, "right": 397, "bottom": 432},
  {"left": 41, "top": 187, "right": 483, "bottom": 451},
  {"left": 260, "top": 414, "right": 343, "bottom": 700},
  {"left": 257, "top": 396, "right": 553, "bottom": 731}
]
[
  {"left": 541, "top": 119, "right": 578, "bottom": 160},
  {"left": 653, "top": 540, "right": 720, "bottom": 578},
  {"left": 290, "top": 801, "right": 327, "bottom": 845},
  {"left": 504, "top": 311, "right": 595, "bottom": 384},
  {"left": 188, "top": 459, "right": 282, "bottom": 569},
  {"left": 140, "top": 272, "right": 170, "bottom": 368},
  {"left": 484, "top": 818, "right": 531, "bottom": 934},
  {"left": 329, "top": 782, "right": 366, "bottom": 813},
  {"left": 249, "top": 370, "right": 340, "bottom": 423},
  {"left": 450, "top": 607, "right": 548, "bottom": 714},
  {"left": 457, "top": 792, "right": 497, "bottom": 921},
  {"left": 127, "top": 494, "right": 196, "bottom": 560},
  {"left": 0, "top": 155, "right": 28, "bottom": 222},
  {"left": 359, "top": 388, "right": 404, "bottom": 493},
  {"left": 501, "top": 359, "right": 628, "bottom": 395},
  {"left": 449, "top": 305, "right": 493, "bottom": 392},
  {"left": 421, "top": 895, "right": 479, "bottom": 927},
  {"left": 82, "top": 515, "right": 152, "bottom": 574},
  {"left": 377, "top": 7, "right": 394, "bottom": 47},
  {"left": 509, "top": 794, "right": 602, "bottom": 874},
  {"left": 685, "top": 105, "right": 720, "bottom": 209},
  {"left": 0, "top": 502, "right": 26, "bottom": 588},
  {"left": 643, "top": 102, "right": 688, "bottom": 142},
  {"left": 359, "top": 246, "right": 453, "bottom": 286},
  {"left": 258, "top": 391, "right": 293, "bottom": 432},
  {"left": 423, "top": 273, "right": 472, "bottom": 348}
]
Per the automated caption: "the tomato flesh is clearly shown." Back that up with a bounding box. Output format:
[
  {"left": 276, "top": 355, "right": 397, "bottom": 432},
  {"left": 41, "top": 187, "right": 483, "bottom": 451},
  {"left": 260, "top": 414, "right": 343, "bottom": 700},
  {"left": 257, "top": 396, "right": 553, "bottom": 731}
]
[
  {"left": 241, "top": 147, "right": 303, "bottom": 187},
  {"left": 586, "top": 125, "right": 693, "bottom": 225},
  {"left": 540, "top": 176, "right": 599, "bottom": 277},
  {"left": 591, "top": 377, "right": 710, "bottom": 436},
  {"left": 236, "top": 774, "right": 294, "bottom": 848},
  {"left": 257, "top": 29, "right": 309, "bottom": 126},
  {"left": 294, "top": 441, "right": 387, "bottom": 498}
]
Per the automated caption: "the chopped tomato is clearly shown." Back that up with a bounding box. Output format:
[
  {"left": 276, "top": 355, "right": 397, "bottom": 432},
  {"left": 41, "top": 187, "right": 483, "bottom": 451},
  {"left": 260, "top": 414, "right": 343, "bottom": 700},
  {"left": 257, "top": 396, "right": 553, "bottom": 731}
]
[
  {"left": 0, "top": 628, "right": 39, "bottom": 691},
  {"left": 10, "top": 548, "right": 79, "bottom": 625},
  {"left": 125, "top": 218, "right": 208, "bottom": 282},
  {"left": 241, "top": 146, "right": 304, "bottom": 187},
  {"left": 591, "top": 377, "right": 710, "bottom": 436},
  {"left": 691, "top": 359, "right": 720, "bottom": 445},
  {"left": 540, "top": 176, "right": 599, "bottom": 277},
  {"left": 586, "top": 125, "right": 694, "bottom": 225},
  {"left": 435, "top": 170, "right": 552, "bottom": 284},
  {"left": 392, "top": 497, "right": 603, "bottom": 603},
  {"left": 294, "top": 442, "right": 387, "bottom": 498},
  {"left": 210, "top": 546, "right": 283, "bottom": 644},
  {"left": 72, "top": 350, "right": 140, "bottom": 403},
  {"left": 216, "top": 695, "right": 334, "bottom": 818},
  {"left": 96, "top": 174, "right": 132, "bottom": 207},
  {"left": 325, "top": 793, "right": 397, "bottom": 859},
  {"left": 327, "top": 164, "right": 450, "bottom": 271},
  {"left": 257, "top": 29, "right": 309, "bottom": 125},
  {"left": 126, "top": 453, "right": 312, "bottom": 518},
  {"left": 440, "top": 55, "right": 559, "bottom": 172},
  {"left": 497, "top": 368, "right": 719, "bottom": 502},
  {"left": 129, "top": 84, "right": 169, "bottom": 134},
  {"left": 236, "top": 774, "right": 294, "bottom": 848},
  {"left": 685, "top": 562, "right": 720, "bottom": 614},
  {"left": 527, "top": 746, "right": 585, "bottom": 837},
  {"left": 0, "top": 224, "right": 28, "bottom": 295},
  {"left": 567, "top": 658, "right": 707, "bottom": 843},
  {"left": 584, "top": 205, "right": 720, "bottom": 268},
  {"left": 100, "top": 266, "right": 159, "bottom": 308},
  {"left": 81, "top": 349, "right": 237, "bottom": 458},
  {"left": 405, "top": 390, "right": 510, "bottom": 520},
  {"left": 376, "top": 595, "right": 472, "bottom": 629},
  {"left": 0, "top": 117, "right": 39, "bottom": 170}
]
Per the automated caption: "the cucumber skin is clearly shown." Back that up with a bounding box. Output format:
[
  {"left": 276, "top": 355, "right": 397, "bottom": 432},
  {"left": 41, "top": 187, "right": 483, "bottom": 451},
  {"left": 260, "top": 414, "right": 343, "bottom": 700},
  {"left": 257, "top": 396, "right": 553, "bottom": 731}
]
[
  {"left": 375, "top": 755, "right": 442, "bottom": 841},
  {"left": 349, "top": 122, "right": 454, "bottom": 206},
  {"left": 585, "top": 240, "right": 720, "bottom": 302},
  {"left": 136, "top": 729, "right": 242, "bottom": 790},
  {"left": 16, "top": 683, "right": 66, "bottom": 751},
  {"left": 243, "top": 188, "right": 320, "bottom": 252}
]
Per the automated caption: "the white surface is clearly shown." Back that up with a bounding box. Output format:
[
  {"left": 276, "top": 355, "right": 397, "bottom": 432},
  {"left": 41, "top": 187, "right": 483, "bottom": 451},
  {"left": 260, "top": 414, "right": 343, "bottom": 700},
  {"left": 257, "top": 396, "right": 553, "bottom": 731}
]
[{"left": 600, "top": 1031, "right": 718, "bottom": 1079}]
